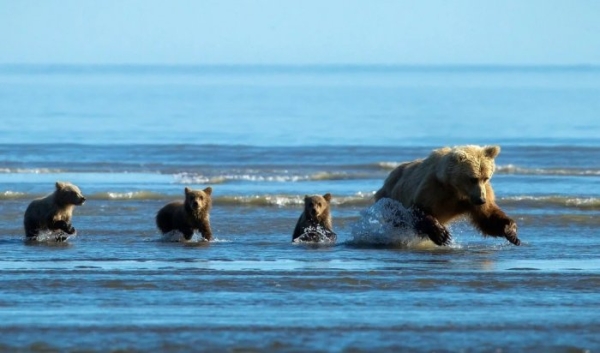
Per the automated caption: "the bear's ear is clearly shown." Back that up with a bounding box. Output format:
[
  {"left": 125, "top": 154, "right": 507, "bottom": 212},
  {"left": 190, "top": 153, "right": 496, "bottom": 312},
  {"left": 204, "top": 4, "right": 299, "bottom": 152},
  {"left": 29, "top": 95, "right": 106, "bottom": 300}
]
[
  {"left": 323, "top": 193, "right": 332, "bottom": 202},
  {"left": 484, "top": 145, "right": 501, "bottom": 159},
  {"left": 184, "top": 187, "right": 191, "bottom": 194},
  {"left": 55, "top": 181, "right": 65, "bottom": 190},
  {"left": 203, "top": 187, "right": 213, "bottom": 196}
]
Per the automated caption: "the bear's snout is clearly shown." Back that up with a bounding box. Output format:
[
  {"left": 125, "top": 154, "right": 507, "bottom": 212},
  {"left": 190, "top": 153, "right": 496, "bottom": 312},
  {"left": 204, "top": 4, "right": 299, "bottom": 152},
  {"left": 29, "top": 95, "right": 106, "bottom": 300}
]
[
  {"left": 192, "top": 200, "right": 200, "bottom": 209},
  {"left": 472, "top": 196, "right": 486, "bottom": 205},
  {"left": 74, "top": 196, "right": 86, "bottom": 205}
]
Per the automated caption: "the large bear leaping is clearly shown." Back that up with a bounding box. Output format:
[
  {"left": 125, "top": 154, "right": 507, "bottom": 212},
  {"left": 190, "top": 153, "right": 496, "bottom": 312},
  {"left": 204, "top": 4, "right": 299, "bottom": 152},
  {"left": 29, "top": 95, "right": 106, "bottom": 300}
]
[{"left": 375, "top": 145, "right": 520, "bottom": 246}]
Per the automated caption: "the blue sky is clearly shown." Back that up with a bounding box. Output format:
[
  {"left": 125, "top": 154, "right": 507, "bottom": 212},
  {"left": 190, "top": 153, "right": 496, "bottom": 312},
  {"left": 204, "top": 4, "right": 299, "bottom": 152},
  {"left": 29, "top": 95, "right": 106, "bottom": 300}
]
[{"left": 1, "top": 0, "right": 599, "bottom": 65}]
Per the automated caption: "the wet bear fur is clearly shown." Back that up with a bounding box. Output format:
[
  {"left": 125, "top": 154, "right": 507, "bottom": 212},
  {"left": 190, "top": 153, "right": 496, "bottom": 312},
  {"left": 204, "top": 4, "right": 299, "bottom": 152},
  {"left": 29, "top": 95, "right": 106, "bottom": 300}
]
[
  {"left": 156, "top": 187, "right": 213, "bottom": 241},
  {"left": 23, "top": 181, "right": 86, "bottom": 240},
  {"left": 375, "top": 145, "right": 520, "bottom": 246},
  {"left": 292, "top": 193, "right": 336, "bottom": 242}
]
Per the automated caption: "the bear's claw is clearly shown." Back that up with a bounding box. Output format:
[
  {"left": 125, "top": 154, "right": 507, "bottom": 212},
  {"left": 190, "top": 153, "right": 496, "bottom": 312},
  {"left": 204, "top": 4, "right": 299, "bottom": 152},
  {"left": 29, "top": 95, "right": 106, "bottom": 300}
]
[
  {"left": 431, "top": 227, "right": 452, "bottom": 246},
  {"left": 504, "top": 221, "right": 520, "bottom": 246},
  {"left": 411, "top": 208, "right": 452, "bottom": 246}
]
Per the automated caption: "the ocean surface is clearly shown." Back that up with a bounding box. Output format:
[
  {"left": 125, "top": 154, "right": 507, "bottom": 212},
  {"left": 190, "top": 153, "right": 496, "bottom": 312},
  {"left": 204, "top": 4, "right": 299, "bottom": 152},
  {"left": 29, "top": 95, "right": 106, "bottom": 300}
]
[{"left": 0, "top": 65, "right": 599, "bottom": 352}]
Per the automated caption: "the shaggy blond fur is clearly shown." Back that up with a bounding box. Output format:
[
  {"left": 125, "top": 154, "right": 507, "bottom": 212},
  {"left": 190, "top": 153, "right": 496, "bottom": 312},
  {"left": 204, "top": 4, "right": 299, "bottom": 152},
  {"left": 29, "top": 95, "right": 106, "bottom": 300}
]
[
  {"left": 375, "top": 145, "right": 519, "bottom": 246},
  {"left": 24, "top": 181, "right": 86, "bottom": 239}
]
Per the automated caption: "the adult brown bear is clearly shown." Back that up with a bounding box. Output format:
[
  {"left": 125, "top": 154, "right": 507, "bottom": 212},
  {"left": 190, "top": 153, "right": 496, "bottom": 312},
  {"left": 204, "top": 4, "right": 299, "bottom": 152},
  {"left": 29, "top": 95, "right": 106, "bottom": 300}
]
[{"left": 375, "top": 145, "right": 519, "bottom": 246}]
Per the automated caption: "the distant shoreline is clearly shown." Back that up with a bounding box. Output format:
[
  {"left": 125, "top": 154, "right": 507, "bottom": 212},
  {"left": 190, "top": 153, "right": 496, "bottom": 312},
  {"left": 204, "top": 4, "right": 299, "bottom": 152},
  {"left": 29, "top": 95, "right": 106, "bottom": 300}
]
[{"left": 0, "top": 63, "right": 598, "bottom": 74}]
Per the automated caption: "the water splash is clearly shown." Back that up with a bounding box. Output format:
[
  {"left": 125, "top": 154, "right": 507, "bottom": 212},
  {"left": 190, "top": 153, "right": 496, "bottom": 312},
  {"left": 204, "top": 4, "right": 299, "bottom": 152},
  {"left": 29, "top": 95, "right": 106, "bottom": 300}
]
[
  {"left": 25, "top": 230, "right": 76, "bottom": 243},
  {"left": 349, "top": 198, "right": 435, "bottom": 248},
  {"left": 159, "top": 230, "right": 209, "bottom": 243},
  {"left": 293, "top": 224, "right": 337, "bottom": 244}
]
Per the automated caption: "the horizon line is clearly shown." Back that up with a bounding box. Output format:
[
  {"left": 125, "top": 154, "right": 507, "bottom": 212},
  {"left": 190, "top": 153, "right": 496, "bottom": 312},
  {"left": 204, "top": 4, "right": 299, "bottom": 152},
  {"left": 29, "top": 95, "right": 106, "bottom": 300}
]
[
  {"left": 0, "top": 62, "right": 598, "bottom": 69},
  {"left": 0, "top": 63, "right": 598, "bottom": 74}
]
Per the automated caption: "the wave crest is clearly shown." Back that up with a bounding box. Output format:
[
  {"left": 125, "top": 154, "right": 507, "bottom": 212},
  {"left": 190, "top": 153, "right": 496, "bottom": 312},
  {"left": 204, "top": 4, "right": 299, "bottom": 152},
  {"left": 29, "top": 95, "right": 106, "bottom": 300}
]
[
  {"left": 496, "top": 164, "right": 600, "bottom": 176},
  {"left": 375, "top": 162, "right": 402, "bottom": 170},
  {"left": 0, "top": 191, "right": 27, "bottom": 200},
  {"left": 502, "top": 196, "right": 600, "bottom": 210},
  {"left": 173, "top": 171, "right": 364, "bottom": 184},
  {"left": 98, "top": 191, "right": 166, "bottom": 200},
  {"left": 376, "top": 162, "right": 600, "bottom": 176},
  {"left": 0, "top": 168, "right": 63, "bottom": 174}
]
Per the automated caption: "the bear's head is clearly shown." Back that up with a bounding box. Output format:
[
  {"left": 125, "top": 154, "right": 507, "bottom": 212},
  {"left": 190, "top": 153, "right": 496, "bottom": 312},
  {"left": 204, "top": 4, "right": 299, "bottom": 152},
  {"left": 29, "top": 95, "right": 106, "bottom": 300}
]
[
  {"left": 437, "top": 145, "right": 500, "bottom": 206},
  {"left": 184, "top": 186, "right": 212, "bottom": 214},
  {"left": 304, "top": 193, "right": 332, "bottom": 222},
  {"left": 54, "top": 181, "right": 86, "bottom": 206}
]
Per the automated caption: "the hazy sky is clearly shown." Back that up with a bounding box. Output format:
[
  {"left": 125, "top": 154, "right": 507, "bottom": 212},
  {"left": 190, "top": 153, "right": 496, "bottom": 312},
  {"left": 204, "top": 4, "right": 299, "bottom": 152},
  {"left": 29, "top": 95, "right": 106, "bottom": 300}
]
[{"left": 1, "top": 0, "right": 599, "bottom": 65}]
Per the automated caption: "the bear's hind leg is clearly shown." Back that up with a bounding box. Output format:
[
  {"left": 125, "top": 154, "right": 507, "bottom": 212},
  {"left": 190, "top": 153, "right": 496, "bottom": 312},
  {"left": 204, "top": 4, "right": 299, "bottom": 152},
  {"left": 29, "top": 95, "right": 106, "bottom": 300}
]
[
  {"left": 24, "top": 219, "right": 40, "bottom": 239},
  {"left": 24, "top": 226, "right": 39, "bottom": 240},
  {"left": 410, "top": 208, "right": 452, "bottom": 246},
  {"left": 180, "top": 227, "right": 195, "bottom": 241}
]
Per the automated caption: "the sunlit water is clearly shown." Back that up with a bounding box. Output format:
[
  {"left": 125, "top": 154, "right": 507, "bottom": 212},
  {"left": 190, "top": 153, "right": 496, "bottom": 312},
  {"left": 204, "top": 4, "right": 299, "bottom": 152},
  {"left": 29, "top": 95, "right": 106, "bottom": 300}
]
[{"left": 0, "top": 65, "right": 599, "bottom": 352}]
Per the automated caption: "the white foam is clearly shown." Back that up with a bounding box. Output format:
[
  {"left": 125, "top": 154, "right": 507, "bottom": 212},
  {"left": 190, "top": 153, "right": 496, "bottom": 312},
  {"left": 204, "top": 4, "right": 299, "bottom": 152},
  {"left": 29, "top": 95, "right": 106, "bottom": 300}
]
[
  {"left": 496, "top": 164, "right": 600, "bottom": 176},
  {"left": 0, "top": 168, "right": 62, "bottom": 174},
  {"left": 376, "top": 161, "right": 402, "bottom": 170},
  {"left": 173, "top": 173, "right": 213, "bottom": 184},
  {"left": 1, "top": 190, "right": 25, "bottom": 199},
  {"left": 293, "top": 224, "right": 337, "bottom": 244},
  {"left": 159, "top": 230, "right": 223, "bottom": 243},
  {"left": 107, "top": 191, "right": 137, "bottom": 199},
  {"left": 173, "top": 171, "right": 355, "bottom": 185}
]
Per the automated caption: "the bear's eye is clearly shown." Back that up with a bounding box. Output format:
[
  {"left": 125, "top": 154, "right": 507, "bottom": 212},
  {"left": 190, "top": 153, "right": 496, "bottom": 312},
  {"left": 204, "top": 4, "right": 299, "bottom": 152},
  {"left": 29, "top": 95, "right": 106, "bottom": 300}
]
[{"left": 470, "top": 177, "right": 479, "bottom": 184}]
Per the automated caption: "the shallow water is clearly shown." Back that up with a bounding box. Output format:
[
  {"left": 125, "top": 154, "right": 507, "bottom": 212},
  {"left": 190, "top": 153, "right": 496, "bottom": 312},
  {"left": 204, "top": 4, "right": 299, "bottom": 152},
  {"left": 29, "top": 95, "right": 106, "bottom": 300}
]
[{"left": 0, "top": 65, "right": 599, "bottom": 352}]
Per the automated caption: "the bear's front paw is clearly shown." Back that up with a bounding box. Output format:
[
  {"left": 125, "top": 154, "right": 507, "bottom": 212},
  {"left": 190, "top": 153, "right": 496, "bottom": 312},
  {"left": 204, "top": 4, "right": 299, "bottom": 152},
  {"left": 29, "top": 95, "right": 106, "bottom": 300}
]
[
  {"left": 428, "top": 225, "right": 452, "bottom": 247},
  {"left": 411, "top": 208, "right": 452, "bottom": 246},
  {"left": 504, "top": 220, "right": 520, "bottom": 246}
]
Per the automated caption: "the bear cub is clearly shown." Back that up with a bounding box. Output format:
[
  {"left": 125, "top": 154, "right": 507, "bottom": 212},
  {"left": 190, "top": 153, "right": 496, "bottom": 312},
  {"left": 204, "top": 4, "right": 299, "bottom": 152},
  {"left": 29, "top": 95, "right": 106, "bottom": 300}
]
[
  {"left": 23, "top": 181, "right": 86, "bottom": 241},
  {"left": 156, "top": 186, "right": 213, "bottom": 241},
  {"left": 292, "top": 193, "right": 336, "bottom": 242}
]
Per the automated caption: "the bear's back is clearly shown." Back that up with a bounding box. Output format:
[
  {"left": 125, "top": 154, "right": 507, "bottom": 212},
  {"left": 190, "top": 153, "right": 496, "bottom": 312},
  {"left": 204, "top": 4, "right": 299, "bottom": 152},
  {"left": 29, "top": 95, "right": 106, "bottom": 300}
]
[
  {"left": 24, "top": 193, "right": 56, "bottom": 220},
  {"left": 155, "top": 201, "right": 185, "bottom": 233}
]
